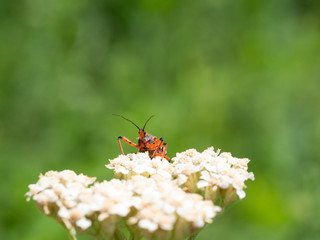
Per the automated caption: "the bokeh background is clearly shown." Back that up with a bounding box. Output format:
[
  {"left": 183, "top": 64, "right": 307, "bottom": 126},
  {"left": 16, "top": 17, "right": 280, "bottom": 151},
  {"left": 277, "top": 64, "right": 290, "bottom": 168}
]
[{"left": 1, "top": 0, "right": 320, "bottom": 239}]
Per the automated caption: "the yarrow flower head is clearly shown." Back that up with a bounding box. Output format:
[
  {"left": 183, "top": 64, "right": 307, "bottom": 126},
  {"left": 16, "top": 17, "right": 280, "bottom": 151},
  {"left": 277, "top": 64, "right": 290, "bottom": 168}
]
[
  {"left": 107, "top": 147, "right": 255, "bottom": 208},
  {"left": 27, "top": 146, "right": 254, "bottom": 240},
  {"left": 26, "top": 170, "right": 96, "bottom": 238},
  {"left": 26, "top": 171, "right": 221, "bottom": 240},
  {"left": 172, "top": 147, "right": 255, "bottom": 206}
]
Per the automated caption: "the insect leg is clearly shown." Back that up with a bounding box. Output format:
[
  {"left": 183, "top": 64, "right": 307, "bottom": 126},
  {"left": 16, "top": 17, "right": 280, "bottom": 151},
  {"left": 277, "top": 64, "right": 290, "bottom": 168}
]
[
  {"left": 161, "top": 143, "right": 168, "bottom": 160},
  {"left": 118, "top": 136, "right": 139, "bottom": 154},
  {"left": 151, "top": 138, "right": 164, "bottom": 158},
  {"left": 163, "top": 155, "right": 170, "bottom": 161},
  {"left": 153, "top": 143, "right": 170, "bottom": 161}
]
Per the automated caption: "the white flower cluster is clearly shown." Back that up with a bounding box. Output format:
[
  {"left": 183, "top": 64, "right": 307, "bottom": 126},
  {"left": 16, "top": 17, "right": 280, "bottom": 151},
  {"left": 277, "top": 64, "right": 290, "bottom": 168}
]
[
  {"left": 26, "top": 170, "right": 97, "bottom": 237},
  {"left": 27, "top": 147, "right": 254, "bottom": 239},
  {"left": 107, "top": 147, "right": 255, "bottom": 207},
  {"left": 106, "top": 153, "right": 174, "bottom": 180},
  {"left": 125, "top": 175, "right": 220, "bottom": 239},
  {"left": 172, "top": 147, "right": 255, "bottom": 206},
  {"left": 26, "top": 170, "right": 220, "bottom": 240}
]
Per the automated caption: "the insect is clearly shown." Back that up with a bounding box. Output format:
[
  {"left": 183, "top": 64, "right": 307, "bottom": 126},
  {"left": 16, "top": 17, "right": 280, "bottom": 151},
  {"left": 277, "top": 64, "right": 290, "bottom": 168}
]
[{"left": 113, "top": 114, "right": 170, "bottom": 161}]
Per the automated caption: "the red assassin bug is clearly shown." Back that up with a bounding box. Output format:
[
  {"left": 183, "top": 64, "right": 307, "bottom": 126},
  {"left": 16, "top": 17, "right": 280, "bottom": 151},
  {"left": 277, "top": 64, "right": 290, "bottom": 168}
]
[{"left": 113, "top": 114, "right": 170, "bottom": 161}]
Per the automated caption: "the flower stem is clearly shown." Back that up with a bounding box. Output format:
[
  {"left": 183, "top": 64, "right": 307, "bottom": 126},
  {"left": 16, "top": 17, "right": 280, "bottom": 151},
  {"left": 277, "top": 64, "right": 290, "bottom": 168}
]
[
  {"left": 188, "top": 231, "right": 199, "bottom": 240},
  {"left": 66, "top": 228, "right": 77, "bottom": 240},
  {"left": 114, "top": 228, "right": 127, "bottom": 240}
]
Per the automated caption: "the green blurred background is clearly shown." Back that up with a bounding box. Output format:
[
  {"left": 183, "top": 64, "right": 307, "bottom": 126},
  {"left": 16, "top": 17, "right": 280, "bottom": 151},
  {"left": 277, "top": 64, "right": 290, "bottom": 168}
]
[{"left": 1, "top": 0, "right": 320, "bottom": 239}]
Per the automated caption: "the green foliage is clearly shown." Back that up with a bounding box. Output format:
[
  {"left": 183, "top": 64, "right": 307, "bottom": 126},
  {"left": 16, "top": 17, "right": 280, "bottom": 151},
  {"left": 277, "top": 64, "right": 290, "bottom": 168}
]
[{"left": 1, "top": 0, "right": 320, "bottom": 239}]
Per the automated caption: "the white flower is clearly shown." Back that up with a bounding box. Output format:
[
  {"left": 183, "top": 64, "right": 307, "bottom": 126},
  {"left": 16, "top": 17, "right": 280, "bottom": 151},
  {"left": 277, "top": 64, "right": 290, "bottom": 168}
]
[
  {"left": 197, "top": 180, "right": 209, "bottom": 189},
  {"left": 75, "top": 203, "right": 92, "bottom": 216},
  {"left": 116, "top": 166, "right": 130, "bottom": 174},
  {"left": 138, "top": 219, "right": 158, "bottom": 232},
  {"left": 177, "top": 174, "right": 188, "bottom": 185},
  {"left": 219, "top": 175, "right": 230, "bottom": 189},
  {"left": 58, "top": 207, "right": 71, "bottom": 219},
  {"left": 156, "top": 169, "right": 172, "bottom": 179},
  {"left": 109, "top": 202, "right": 131, "bottom": 217},
  {"left": 236, "top": 189, "right": 246, "bottom": 199},
  {"left": 76, "top": 218, "right": 92, "bottom": 229}
]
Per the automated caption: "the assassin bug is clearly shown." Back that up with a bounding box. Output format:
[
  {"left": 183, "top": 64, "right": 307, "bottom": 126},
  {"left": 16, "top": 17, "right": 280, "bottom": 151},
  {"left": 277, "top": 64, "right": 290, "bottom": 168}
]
[{"left": 113, "top": 114, "right": 170, "bottom": 161}]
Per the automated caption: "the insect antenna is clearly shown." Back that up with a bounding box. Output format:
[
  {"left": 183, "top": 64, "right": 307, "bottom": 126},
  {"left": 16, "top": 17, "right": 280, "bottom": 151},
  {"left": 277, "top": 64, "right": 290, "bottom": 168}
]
[
  {"left": 143, "top": 115, "right": 155, "bottom": 131},
  {"left": 112, "top": 114, "right": 140, "bottom": 130}
]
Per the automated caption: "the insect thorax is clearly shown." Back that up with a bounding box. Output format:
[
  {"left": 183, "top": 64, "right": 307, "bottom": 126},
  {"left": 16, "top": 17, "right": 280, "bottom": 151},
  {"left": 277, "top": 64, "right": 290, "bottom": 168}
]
[{"left": 144, "top": 133, "right": 155, "bottom": 143}]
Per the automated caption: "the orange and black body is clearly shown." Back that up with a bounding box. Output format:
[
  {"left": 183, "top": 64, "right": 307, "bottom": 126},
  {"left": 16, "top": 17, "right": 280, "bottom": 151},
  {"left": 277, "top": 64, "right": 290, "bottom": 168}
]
[{"left": 113, "top": 115, "right": 170, "bottom": 161}]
